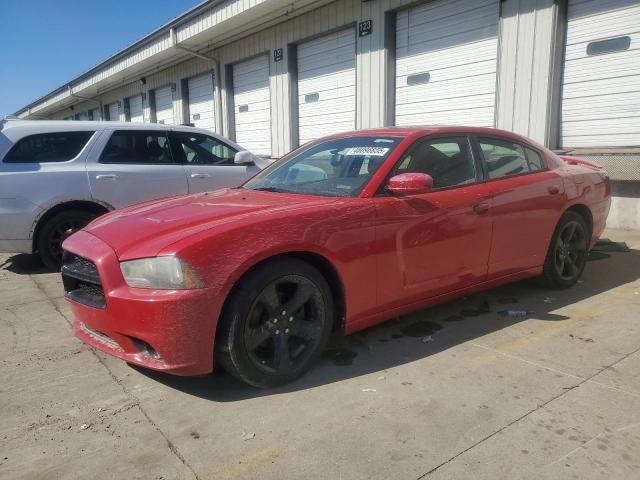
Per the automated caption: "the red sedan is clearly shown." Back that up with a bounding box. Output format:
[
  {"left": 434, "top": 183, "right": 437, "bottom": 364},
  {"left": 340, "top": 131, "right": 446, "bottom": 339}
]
[{"left": 62, "top": 127, "right": 610, "bottom": 387}]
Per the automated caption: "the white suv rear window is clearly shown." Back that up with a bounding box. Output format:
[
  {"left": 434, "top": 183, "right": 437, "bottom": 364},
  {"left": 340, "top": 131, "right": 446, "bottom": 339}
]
[{"left": 3, "top": 131, "right": 94, "bottom": 163}]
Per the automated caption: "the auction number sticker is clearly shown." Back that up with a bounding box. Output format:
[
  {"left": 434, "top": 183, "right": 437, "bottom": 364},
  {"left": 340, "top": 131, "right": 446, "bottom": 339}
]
[{"left": 343, "top": 147, "right": 389, "bottom": 156}]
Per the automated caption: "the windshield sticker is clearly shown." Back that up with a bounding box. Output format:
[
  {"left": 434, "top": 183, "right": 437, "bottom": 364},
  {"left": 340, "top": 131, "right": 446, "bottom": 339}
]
[{"left": 343, "top": 147, "right": 390, "bottom": 156}]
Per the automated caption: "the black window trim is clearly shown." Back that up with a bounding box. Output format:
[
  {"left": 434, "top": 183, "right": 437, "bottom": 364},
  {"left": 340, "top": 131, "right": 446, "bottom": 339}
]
[
  {"left": 375, "top": 134, "right": 483, "bottom": 196},
  {"left": 471, "top": 135, "right": 549, "bottom": 183},
  {"left": 2, "top": 130, "right": 97, "bottom": 164},
  {"left": 168, "top": 131, "right": 239, "bottom": 166},
  {"left": 99, "top": 129, "right": 181, "bottom": 165}
]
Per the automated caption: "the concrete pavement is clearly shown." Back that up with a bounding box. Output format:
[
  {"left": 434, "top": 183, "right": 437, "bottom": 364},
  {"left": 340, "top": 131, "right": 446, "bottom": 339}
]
[{"left": 1, "top": 229, "right": 639, "bottom": 479}]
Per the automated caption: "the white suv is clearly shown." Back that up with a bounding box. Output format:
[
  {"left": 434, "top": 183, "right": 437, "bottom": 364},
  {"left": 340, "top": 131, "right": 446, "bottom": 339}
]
[{"left": 0, "top": 119, "right": 266, "bottom": 268}]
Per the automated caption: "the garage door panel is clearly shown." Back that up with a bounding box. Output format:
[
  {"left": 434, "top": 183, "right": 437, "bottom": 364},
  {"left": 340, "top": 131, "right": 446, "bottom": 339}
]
[
  {"left": 108, "top": 103, "right": 119, "bottom": 121},
  {"left": 397, "top": 107, "right": 495, "bottom": 127},
  {"left": 188, "top": 73, "right": 215, "bottom": 131},
  {"left": 233, "top": 55, "right": 271, "bottom": 156},
  {"left": 395, "top": 0, "right": 498, "bottom": 128},
  {"left": 396, "top": 74, "right": 497, "bottom": 104},
  {"left": 155, "top": 86, "right": 174, "bottom": 125},
  {"left": 297, "top": 28, "right": 356, "bottom": 145},
  {"left": 561, "top": 0, "right": 640, "bottom": 147},
  {"left": 403, "top": 11, "right": 498, "bottom": 48},
  {"left": 129, "top": 95, "right": 144, "bottom": 123},
  {"left": 298, "top": 75, "right": 355, "bottom": 95}
]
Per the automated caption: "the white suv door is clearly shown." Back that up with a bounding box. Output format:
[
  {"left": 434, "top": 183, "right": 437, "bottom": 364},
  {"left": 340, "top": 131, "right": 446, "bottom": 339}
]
[
  {"left": 169, "top": 131, "right": 260, "bottom": 193},
  {"left": 87, "top": 129, "right": 189, "bottom": 208}
]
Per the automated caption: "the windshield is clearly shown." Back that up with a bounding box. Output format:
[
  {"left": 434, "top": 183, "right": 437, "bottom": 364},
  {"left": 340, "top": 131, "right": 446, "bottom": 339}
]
[{"left": 243, "top": 136, "right": 402, "bottom": 197}]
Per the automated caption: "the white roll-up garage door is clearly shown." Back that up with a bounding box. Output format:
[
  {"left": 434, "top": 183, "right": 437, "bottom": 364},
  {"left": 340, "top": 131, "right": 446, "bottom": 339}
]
[
  {"left": 128, "top": 95, "right": 144, "bottom": 123},
  {"left": 155, "top": 85, "right": 175, "bottom": 125},
  {"left": 233, "top": 55, "right": 271, "bottom": 156},
  {"left": 395, "top": 0, "right": 499, "bottom": 127},
  {"left": 89, "top": 108, "right": 101, "bottom": 121},
  {"left": 561, "top": 0, "right": 640, "bottom": 147},
  {"left": 297, "top": 29, "right": 356, "bottom": 145},
  {"left": 108, "top": 102, "right": 119, "bottom": 121},
  {"left": 188, "top": 73, "right": 215, "bottom": 130}
]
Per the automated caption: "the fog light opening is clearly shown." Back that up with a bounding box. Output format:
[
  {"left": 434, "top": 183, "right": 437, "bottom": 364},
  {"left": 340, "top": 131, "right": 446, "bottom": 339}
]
[{"left": 131, "top": 338, "right": 161, "bottom": 360}]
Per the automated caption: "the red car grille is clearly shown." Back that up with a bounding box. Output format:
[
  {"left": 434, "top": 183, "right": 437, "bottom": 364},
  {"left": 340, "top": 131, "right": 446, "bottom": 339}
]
[{"left": 61, "top": 251, "right": 106, "bottom": 309}]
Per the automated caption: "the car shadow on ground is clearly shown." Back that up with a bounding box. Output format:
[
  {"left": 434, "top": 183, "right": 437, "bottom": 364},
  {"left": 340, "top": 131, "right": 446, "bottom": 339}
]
[
  {"left": 132, "top": 239, "right": 639, "bottom": 402},
  {"left": 0, "top": 253, "right": 56, "bottom": 275}
]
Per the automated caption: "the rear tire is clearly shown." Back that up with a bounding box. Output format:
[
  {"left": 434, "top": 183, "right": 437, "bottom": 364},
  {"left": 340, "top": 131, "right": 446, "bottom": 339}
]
[
  {"left": 542, "top": 211, "right": 589, "bottom": 289},
  {"left": 216, "top": 257, "right": 334, "bottom": 388},
  {"left": 37, "top": 209, "right": 97, "bottom": 270}
]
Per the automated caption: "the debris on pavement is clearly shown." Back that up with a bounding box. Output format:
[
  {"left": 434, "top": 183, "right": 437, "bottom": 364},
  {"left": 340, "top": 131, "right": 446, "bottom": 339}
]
[
  {"left": 422, "top": 335, "right": 434, "bottom": 343},
  {"left": 497, "top": 297, "right": 519, "bottom": 305},
  {"left": 362, "top": 388, "right": 377, "bottom": 393},
  {"left": 593, "top": 239, "right": 630, "bottom": 252},
  {"left": 241, "top": 431, "right": 255, "bottom": 441},
  {"left": 79, "top": 423, "right": 90, "bottom": 430},
  {"left": 543, "top": 297, "right": 553, "bottom": 303},
  {"left": 499, "top": 310, "right": 530, "bottom": 318}
]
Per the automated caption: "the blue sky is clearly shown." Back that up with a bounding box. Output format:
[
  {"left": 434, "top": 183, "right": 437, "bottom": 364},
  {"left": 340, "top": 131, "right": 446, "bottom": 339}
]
[{"left": 0, "top": 0, "right": 202, "bottom": 117}]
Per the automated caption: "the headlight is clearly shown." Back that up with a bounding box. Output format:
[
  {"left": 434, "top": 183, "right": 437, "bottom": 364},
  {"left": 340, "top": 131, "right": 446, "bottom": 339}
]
[{"left": 120, "top": 256, "right": 203, "bottom": 290}]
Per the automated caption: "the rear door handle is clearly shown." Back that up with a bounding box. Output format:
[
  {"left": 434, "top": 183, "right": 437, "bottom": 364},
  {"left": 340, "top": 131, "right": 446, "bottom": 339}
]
[
  {"left": 548, "top": 185, "right": 560, "bottom": 194},
  {"left": 95, "top": 174, "right": 119, "bottom": 180},
  {"left": 190, "top": 173, "right": 211, "bottom": 179},
  {"left": 473, "top": 201, "right": 490, "bottom": 214}
]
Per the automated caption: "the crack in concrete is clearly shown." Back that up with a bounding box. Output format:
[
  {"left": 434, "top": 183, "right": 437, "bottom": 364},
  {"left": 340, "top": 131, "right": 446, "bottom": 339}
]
[
  {"left": 415, "top": 344, "right": 640, "bottom": 479},
  {"left": 30, "top": 274, "right": 201, "bottom": 480}
]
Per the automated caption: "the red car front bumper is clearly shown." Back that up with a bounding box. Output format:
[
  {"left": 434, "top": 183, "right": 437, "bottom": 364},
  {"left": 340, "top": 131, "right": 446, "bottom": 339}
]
[{"left": 63, "top": 231, "right": 218, "bottom": 376}]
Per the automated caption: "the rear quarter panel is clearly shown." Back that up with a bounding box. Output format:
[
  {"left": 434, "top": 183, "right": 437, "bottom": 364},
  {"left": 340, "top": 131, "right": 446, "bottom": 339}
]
[{"left": 558, "top": 164, "right": 611, "bottom": 244}]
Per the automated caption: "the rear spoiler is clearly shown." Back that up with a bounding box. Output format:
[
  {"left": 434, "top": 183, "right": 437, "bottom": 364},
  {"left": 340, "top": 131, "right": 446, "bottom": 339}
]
[{"left": 559, "top": 155, "right": 604, "bottom": 170}]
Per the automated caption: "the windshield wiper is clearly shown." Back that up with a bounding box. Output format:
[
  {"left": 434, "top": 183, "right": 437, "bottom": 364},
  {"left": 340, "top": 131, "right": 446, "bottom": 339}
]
[{"left": 250, "top": 186, "right": 291, "bottom": 193}]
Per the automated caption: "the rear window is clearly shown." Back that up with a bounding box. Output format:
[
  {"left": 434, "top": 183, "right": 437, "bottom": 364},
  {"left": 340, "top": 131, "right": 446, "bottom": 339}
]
[
  {"left": 100, "top": 130, "right": 175, "bottom": 164},
  {"left": 3, "top": 131, "right": 94, "bottom": 163}
]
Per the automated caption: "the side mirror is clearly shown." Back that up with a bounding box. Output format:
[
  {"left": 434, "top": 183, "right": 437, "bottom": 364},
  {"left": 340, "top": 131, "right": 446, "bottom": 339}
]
[
  {"left": 234, "top": 151, "right": 272, "bottom": 169},
  {"left": 387, "top": 173, "right": 433, "bottom": 196},
  {"left": 234, "top": 151, "right": 258, "bottom": 165}
]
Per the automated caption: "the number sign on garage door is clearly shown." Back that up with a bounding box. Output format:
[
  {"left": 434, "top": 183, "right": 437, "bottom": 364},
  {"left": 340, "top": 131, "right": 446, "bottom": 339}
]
[
  {"left": 188, "top": 73, "right": 215, "bottom": 130},
  {"left": 155, "top": 85, "right": 175, "bottom": 125},
  {"left": 128, "top": 95, "right": 145, "bottom": 123},
  {"left": 297, "top": 29, "right": 356, "bottom": 145},
  {"left": 395, "top": 0, "right": 499, "bottom": 127},
  {"left": 233, "top": 55, "right": 271, "bottom": 156},
  {"left": 561, "top": 0, "right": 640, "bottom": 147}
]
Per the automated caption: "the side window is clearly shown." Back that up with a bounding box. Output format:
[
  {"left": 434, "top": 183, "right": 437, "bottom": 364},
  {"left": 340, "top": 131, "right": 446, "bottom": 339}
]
[
  {"left": 3, "top": 131, "right": 94, "bottom": 163},
  {"left": 393, "top": 137, "right": 477, "bottom": 189},
  {"left": 100, "top": 131, "right": 175, "bottom": 164},
  {"left": 478, "top": 137, "right": 529, "bottom": 179},
  {"left": 525, "top": 147, "right": 545, "bottom": 172},
  {"left": 173, "top": 133, "right": 238, "bottom": 166}
]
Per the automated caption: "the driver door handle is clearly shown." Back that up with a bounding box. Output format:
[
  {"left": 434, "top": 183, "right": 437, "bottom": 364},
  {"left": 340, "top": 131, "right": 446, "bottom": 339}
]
[
  {"left": 95, "top": 174, "right": 119, "bottom": 180},
  {"left": 473, "top": 201, "right": 490, "bottom": 214},
  {"left": 190, "top": 173, "right": 211, "bottom": 179}
]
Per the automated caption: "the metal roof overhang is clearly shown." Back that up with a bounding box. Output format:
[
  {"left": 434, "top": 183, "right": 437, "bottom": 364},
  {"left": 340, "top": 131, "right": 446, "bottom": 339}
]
[{"left": 16, "top": 0, "right": 330, "bottom": 118}]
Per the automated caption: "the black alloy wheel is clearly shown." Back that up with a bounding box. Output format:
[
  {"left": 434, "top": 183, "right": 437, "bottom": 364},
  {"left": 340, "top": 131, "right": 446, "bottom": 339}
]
[
  {"left": 543, "top": 211, "right": 589, "bottom": 289},
  {"left": 244, "top": 275, "right": 325, "bottom": 375},
  {"left": 216, "top": 257, "right": 333, "bottom": 387}
]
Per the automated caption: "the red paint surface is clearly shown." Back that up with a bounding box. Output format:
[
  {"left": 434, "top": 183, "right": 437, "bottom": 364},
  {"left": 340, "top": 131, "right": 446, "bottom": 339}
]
[{"left": 63, "top": 126, "right": 611, "bottom": 375}]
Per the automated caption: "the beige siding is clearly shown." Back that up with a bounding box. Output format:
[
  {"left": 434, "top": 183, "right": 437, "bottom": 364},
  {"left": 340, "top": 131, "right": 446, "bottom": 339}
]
[
  {"left": 30, "top": 0, "right": 565, "bottom": 157},
  {"left": 496, "top": 0, "right": 558, "bottom": 144}
]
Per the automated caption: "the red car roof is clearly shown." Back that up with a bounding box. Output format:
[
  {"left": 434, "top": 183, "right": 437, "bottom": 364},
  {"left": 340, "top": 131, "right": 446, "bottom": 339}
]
[{"left": 330, "top": 125, "right": 532, "bottom": 141}]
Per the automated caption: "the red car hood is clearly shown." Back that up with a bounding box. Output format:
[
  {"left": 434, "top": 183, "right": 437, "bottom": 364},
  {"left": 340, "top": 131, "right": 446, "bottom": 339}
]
[{"left": 84, "top": 188, "right": 338, "bottom": 258}]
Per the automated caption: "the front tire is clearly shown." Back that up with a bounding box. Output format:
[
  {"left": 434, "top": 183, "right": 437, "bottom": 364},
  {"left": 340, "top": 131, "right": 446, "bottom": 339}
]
[
  {"left": 542, "top": 211, "right": 589, "bottom": 289},
  {"left": 37, "top": 209, "right": 96, "bottom": 270},
  {"left": 216, "top": 257, "right": 334, "bottom": 388}
]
